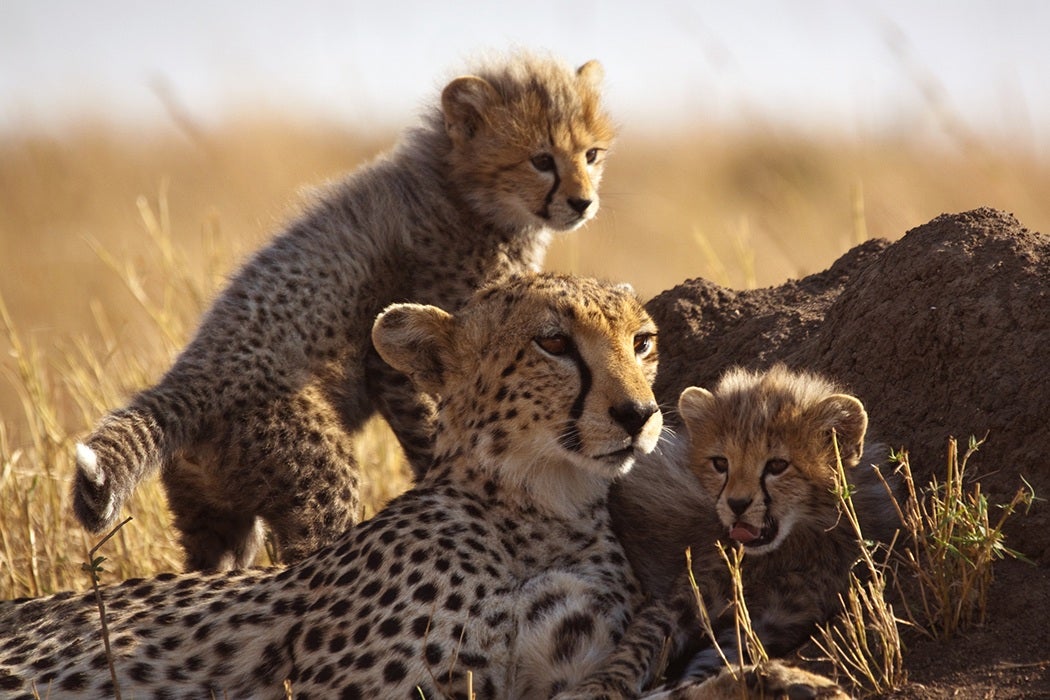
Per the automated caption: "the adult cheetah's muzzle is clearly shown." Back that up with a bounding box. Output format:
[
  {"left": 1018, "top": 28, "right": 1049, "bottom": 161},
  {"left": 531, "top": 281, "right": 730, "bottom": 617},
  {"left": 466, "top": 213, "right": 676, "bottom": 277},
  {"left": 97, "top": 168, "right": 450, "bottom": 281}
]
[{"left": 608, "top": 400, "right": 658, "bottom": 438}]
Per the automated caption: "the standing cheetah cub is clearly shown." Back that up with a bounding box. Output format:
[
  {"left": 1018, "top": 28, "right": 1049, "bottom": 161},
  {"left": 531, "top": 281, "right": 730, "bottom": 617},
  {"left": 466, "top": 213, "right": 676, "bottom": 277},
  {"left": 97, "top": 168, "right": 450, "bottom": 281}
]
[
  {"left": 568, "top": 365, "right": 897, "bottom": 696},
  {"left": 73, "top": 53, "right": 614, "bottom": 570},
  {"left": 1, "top": 273, "right": 662, "bottom": 699}
]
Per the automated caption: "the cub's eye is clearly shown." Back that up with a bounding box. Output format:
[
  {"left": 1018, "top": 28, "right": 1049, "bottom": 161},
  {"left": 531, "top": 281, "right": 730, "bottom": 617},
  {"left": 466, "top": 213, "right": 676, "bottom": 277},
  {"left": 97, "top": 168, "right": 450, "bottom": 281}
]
[
  {"left": 530, "top": 153, "right": 556, "bottom": 172},
  {"left": 764, "top": 458, "right": 789, "bottom": 476},
  {"left": 710, "top": 456, "right": 729, "bottom": 474},
  {"left": 633, "top": 332, "right": 656, "bottom": 357},
  {"left": 585, "top": 148, "right": 601, "bottom": 164},
  {"left": 534, "top": 334, "right": 572, "bottom": 356}
]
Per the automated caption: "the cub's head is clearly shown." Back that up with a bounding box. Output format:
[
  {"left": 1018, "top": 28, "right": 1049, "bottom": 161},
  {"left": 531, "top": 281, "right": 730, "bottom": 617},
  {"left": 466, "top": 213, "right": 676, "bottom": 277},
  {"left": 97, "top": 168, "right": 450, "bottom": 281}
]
[
  {"left": 372, "top": 274, "right": 661, "bottom": 513},
  {"left": 441, "top": 53, "right": 614, "bottom": 232},
  {"left": 678, "top": 365, "right": 868, "bottom": 555}
]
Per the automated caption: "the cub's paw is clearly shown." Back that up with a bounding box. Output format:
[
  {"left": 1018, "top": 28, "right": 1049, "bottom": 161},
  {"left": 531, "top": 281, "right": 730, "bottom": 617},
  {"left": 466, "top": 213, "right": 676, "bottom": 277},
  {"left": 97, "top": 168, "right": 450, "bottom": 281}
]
[
  {"left": 658, "top": 661, "right": 850, "bottom": 699},
  {"left": 751, "top": 660, "right": 850, "bottom": 699},
  {"left": 72, "top": 442, "right": 118, "bottom": 532},
  {"left": 553, "top": 677, "right": 631, "bottom": 700}
]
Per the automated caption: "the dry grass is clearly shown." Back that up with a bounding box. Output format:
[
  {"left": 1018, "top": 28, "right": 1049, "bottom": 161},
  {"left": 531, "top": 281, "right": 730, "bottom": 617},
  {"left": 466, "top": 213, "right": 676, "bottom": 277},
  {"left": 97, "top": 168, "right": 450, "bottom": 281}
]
[
  {"left": 812, "top": 440, "right": 906, "bottom": 695},
  {"left": 0, "top": 117, "right": 1048, "bottom": 599},
  {"left": 689, "top": 435, "right": 1034, "bottom": 697},
  {"left": 890, "top": 438, "right": 1036, "bottom": 640},
  {"left": 685, "top": 542, "right": 768, "bottom": 694}
]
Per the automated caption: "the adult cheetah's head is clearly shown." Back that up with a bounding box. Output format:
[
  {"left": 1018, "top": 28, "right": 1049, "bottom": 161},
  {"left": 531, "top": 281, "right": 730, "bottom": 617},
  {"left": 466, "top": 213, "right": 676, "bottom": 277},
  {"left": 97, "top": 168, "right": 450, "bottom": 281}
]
[
  {"left": 372, "top": 273, "right": 661, "bottom": 513},
  {"left": 678, "top": 365, "right": 869, "bottom": 555}
]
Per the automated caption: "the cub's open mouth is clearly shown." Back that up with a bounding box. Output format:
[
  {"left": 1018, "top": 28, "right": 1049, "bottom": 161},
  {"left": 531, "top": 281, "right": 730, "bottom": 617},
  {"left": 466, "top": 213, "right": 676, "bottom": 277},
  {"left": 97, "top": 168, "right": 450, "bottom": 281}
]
[{"left": 728, "top": 518, "right": 779, "bottom": 548}]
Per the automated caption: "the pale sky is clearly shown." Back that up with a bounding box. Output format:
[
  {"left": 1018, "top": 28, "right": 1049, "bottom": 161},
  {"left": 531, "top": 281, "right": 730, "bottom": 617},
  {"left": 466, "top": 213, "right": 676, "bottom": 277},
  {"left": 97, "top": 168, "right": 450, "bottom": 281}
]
[{"left": 1, "top": 1, "right": 1047, "bottom": 147}]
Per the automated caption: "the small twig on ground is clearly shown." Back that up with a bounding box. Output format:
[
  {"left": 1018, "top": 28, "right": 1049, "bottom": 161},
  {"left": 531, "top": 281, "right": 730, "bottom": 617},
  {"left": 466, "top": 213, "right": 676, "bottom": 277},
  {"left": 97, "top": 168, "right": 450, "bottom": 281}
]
[{"left": 82, "top": 516, "right": 133, "bottom": 700}]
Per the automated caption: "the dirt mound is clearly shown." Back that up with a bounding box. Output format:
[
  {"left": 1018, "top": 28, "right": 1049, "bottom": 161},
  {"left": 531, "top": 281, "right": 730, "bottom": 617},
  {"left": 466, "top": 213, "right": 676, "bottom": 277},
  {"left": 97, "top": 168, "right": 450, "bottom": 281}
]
[{"left": 645, "top": 207, "right": 1050, "bottom": 696}]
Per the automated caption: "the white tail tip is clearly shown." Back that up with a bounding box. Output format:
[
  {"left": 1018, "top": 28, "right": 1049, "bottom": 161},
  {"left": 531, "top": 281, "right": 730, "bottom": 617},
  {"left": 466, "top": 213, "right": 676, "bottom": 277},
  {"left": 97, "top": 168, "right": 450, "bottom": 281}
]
[{"left": 75, "top": 443, "right": 103, "bottom": 484}]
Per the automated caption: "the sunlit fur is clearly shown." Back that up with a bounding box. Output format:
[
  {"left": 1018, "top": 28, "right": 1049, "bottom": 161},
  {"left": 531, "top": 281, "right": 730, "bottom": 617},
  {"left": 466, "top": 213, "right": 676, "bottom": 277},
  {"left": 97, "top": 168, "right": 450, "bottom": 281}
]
[
  {"left": 443, "top": 54, "right": 614, "bottom": 232},
  {"left": 71, "top": 52, "right": 615, "bottom": 571},
  {"left": 680, "top": 365, "right": 870, "bottom": 555}
]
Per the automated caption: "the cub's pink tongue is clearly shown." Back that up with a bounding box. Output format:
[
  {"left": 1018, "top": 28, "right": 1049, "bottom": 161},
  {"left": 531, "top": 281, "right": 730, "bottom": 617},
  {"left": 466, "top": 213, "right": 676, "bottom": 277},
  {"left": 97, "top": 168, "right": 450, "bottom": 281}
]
[{"left": 729, "top": 522, "right": 761, "bottom": 543}]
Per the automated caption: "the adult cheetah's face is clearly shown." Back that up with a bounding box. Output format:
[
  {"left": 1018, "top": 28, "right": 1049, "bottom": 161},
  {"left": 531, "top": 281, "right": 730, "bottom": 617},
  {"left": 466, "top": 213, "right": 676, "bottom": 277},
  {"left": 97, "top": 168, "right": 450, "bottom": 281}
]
[
  {"left": 442, "top": 59, "right": 614, "bottom": 232},
  {"left": 373, "top": 274, "right": 662, "bottom": 486},
  {"left": 677, "top": 366, "right": 868, "bottom": 556}
]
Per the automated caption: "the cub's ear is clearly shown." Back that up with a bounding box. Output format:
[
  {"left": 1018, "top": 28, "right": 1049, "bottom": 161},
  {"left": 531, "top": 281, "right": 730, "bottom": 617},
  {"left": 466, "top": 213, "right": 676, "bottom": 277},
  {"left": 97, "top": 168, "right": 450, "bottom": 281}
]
[
  {"left": 441, "top": 75, "right": 500, "bottom": 146},
  {"left": 576, "top": 59, "right": 604, "bottom": 86},
  {"left": 372, "top": 304, "right": 455, "bottom": 394},
  {"left": 677, "top": 386, "right": 717, "bottom": 437},
  {"left": 808, "top": 393, "right": 868, "bottom": 467}
]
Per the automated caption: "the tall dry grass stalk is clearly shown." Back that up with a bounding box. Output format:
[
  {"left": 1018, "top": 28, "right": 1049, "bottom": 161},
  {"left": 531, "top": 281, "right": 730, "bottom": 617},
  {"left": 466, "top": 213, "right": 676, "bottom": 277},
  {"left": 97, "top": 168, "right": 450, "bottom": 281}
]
[
  {"left": 811, "top": 437, "right": 906, "bottom": 694},
  {"left": 685, "top": 542, "right": 767, "bottom": 695}
]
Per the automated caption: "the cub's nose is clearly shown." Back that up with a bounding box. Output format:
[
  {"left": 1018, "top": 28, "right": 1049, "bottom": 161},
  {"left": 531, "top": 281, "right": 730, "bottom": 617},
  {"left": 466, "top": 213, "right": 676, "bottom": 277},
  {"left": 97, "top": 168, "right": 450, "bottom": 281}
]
[
  {"left": 609, "top": 400, "right": 658, "bottom": 438},
  {"left": 567, "top": 197, "right": 592, "bottom": 215},
  {"left": 727, "top": 497, "right": 753, "bottom": 517}
]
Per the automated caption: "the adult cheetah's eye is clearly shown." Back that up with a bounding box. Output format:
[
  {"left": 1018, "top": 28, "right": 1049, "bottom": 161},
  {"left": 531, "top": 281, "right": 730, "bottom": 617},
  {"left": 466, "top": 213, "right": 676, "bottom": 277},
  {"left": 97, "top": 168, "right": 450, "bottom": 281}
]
[
  {"left": 585, "top": 148, "right": 602, "bottom": 164},
  {"left": 534, "top": 334, "right": 572, "bottom": 356},
  {"left": 530, "top": 153, "right": 556, "bottom": 172},
  {"left": 711, "top": 456, "right": 729, "bottom": 474},
  {"left": 633, "top": 332, "right": 656, "bottom": 357},
  {"left": 764, "top": 458, "right": 790, "bottom": 476}
]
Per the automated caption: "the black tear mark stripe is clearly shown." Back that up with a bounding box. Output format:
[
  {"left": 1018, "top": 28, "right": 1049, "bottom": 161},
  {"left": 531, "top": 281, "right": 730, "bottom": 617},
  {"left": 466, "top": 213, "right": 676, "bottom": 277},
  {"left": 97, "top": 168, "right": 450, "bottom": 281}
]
[
  {"left": 760, "top": 472, "right": 773, "bottom": 509},
  {"left": 539, "top": 118, "right": 561, "bottom": 220},
  {"left": 558, "top": 344, "right": 592, "bottom": 452},
  {"left": 540, "top": 168, "right": 561, "bottom": 220}
]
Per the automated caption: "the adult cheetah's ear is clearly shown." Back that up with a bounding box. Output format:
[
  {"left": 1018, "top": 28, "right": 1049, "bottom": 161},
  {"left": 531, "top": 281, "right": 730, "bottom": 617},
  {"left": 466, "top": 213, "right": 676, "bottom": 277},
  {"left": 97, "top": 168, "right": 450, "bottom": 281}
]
[
  {"left": 372, "top": 303, "right": 455, "bottom": 394},
  {"left": 576, "top": 60, "right": 604, "bottom": 87},
  {"left": 807, "top": 394, "right": 868, "bottom": 467},
  {"left": 442, "top": 75, "right": 500, "bottom": 146},
  {"left": 677, "top": 386, "right": 717, "bottom": 436}
]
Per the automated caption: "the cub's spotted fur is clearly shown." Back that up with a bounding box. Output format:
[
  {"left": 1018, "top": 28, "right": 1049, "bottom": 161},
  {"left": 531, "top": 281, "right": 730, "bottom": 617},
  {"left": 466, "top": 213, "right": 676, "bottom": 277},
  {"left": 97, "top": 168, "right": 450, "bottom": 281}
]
[
  {"left": 72, "top": 53, "right": 614, "bottom": 570},
  {"left": 565, "top": 365, "right": 897, "bottom": 697},
  {"left": 1, "top": 274, "right": 662, "bottom": 699}
]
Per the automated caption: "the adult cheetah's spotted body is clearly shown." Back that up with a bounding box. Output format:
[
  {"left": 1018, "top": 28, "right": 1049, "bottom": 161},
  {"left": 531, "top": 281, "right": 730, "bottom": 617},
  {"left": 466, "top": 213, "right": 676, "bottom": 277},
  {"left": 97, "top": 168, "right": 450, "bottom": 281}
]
[{"left": 1, "top": 273, "right": 663, "bottom": 699}]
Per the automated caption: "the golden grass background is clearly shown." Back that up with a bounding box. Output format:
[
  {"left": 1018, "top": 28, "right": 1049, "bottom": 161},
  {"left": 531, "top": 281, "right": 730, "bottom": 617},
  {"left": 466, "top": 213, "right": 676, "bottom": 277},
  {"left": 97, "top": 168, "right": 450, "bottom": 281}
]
[{"left": 1, "top": 116, "right": 1048, "bottom": 597}]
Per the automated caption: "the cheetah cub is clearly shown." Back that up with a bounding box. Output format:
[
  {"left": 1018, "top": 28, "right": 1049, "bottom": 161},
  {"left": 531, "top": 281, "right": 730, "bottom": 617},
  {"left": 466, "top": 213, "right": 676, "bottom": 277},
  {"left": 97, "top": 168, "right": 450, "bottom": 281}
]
[
  {"left": 73, "top": 52, "right": 614, "bottom": 570},
  {"left": 2, "top": 273, "right": 662, "bottom": 698},
  {"left": 566, "top": 365, "right": 898, "bottom": 697}
]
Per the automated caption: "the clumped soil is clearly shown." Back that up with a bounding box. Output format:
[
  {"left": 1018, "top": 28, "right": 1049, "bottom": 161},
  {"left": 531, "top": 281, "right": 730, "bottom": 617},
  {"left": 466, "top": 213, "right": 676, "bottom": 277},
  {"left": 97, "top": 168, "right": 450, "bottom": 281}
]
[{"left": 645, "top": 208, "right": 1050, "bottom": 697}]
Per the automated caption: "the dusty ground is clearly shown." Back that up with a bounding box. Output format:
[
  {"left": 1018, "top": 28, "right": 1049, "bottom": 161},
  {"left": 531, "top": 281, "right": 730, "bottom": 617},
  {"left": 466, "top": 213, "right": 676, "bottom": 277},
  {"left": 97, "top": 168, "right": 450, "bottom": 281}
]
[{"left": 645, "top": 208, "right": 1050, "bottom": 697}]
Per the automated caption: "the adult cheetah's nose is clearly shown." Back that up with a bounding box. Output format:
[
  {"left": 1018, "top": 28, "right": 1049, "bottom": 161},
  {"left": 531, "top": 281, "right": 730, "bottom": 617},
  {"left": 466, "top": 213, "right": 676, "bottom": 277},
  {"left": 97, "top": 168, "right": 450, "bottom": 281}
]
[
  {"left": 567, "top": 197, "right": 592, "bottom": 215},
  {"left": 609, "top": 400, "right": 658, "bottom": 438}
]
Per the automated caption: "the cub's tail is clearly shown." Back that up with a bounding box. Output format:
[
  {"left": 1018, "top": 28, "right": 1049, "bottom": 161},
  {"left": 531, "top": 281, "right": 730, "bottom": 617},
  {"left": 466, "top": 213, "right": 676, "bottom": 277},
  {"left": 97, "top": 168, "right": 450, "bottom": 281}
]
[{"left": 72, "top": 408, "right": 169, "bottom": 533}]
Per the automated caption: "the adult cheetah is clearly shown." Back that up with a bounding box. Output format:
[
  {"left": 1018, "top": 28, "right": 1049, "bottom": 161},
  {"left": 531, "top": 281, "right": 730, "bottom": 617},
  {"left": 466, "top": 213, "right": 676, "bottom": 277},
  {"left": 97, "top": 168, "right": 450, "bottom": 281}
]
[
  {"left": 3, "top": 274, "right": 663, "bottom": 698},
  {"left": 72, "top": 52, "right": 615, "bottom": 571}
]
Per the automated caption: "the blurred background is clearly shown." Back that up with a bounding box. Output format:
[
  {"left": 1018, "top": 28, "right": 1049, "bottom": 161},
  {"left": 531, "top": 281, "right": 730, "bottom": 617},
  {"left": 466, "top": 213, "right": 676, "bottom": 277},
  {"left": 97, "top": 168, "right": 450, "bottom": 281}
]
[
  {"left": 3, "top": 0, "right": 1049, "bottom": 330},
  {"left": 1, "top": 0, "right": 1049, "bottom": 590}
]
